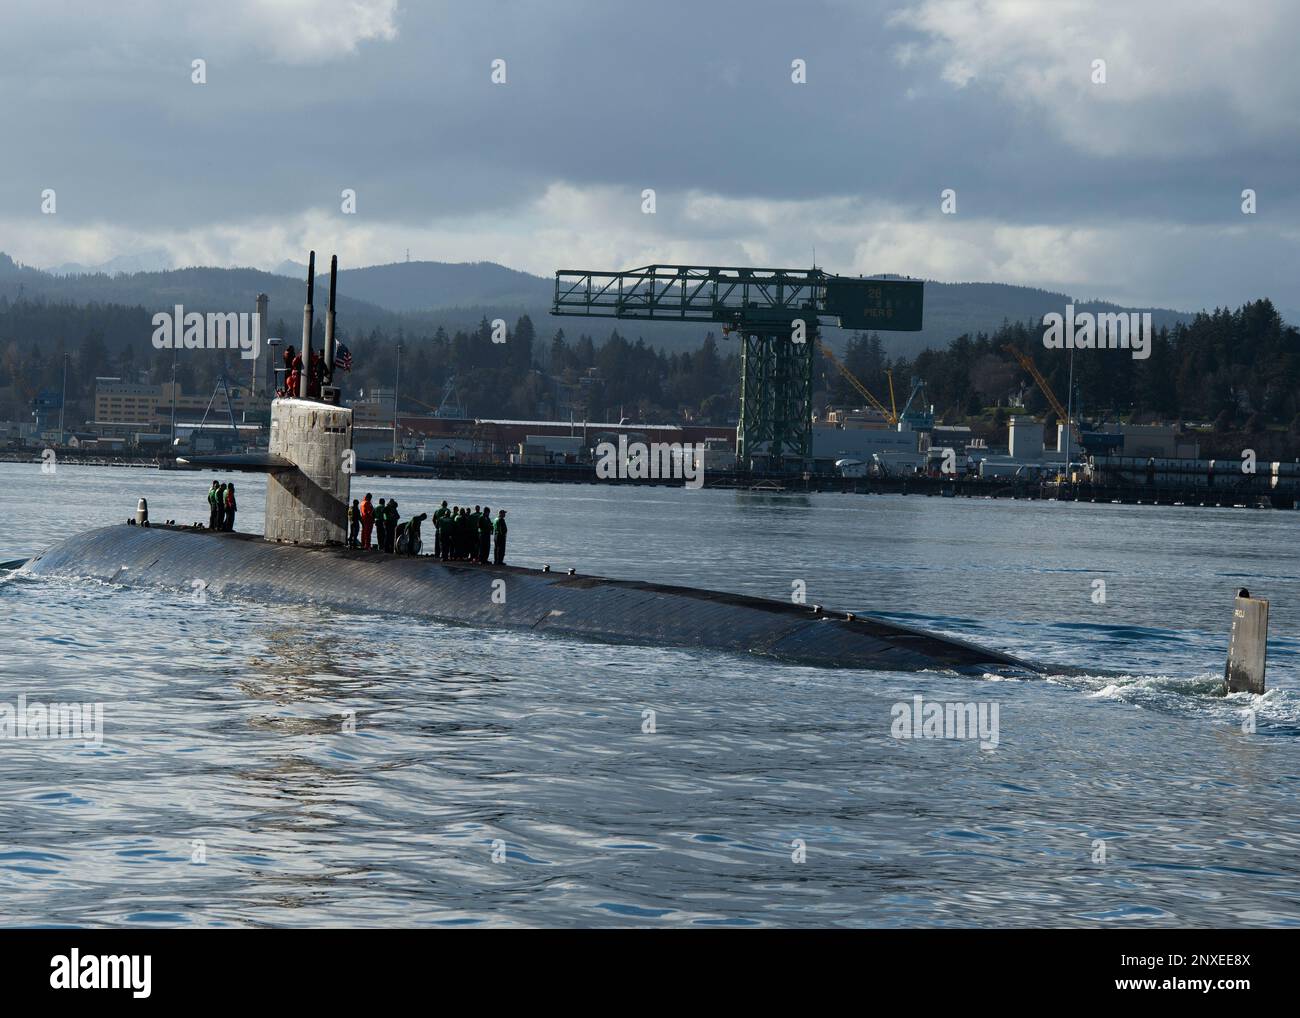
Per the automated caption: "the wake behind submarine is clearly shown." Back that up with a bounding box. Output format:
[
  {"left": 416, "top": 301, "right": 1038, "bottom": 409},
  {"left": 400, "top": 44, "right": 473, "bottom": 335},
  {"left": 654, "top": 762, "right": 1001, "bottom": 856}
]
[{"left": 21, "top": 252, "right": 1039, "bottom": 675}]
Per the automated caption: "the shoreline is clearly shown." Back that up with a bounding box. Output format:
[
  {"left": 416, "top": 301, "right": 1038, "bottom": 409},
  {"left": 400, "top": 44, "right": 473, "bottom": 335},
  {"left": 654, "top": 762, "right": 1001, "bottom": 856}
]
[{"left": 3, "top": 451, "right": 1294, "bottom": 507}]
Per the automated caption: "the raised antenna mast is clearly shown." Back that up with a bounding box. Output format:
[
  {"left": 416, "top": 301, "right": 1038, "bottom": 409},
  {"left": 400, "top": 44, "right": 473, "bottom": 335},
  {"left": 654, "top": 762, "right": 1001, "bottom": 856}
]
[
  {"left": 298, "top": 251, "right": 315, "bottom": 399},
  {"left": 323, "top": 254, "right": 338, "bottom": 395}
]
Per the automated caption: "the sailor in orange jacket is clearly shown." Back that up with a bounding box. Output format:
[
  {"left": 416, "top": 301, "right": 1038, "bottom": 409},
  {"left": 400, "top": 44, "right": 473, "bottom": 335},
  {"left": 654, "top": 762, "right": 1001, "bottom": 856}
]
[
  {"left": 286, "top": 353, "right": 303, "bottom": 398},
  {"left": 359, "top": 492, "right": 375, "bottom": 549}
]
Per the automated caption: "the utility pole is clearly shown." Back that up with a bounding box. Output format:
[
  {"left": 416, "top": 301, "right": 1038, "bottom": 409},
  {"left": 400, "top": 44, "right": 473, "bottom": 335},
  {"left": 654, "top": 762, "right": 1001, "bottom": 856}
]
[
  {"left": 253, "top": 293, "right": 268, "bottom": 398},
  {"left": 1061, "top": 346, "right": 1075, "bottom": 495},
  {"left": 392, "top": 342, "right": 402, "bottom": 460},
  {"left": 59, "top": 353, "right": 68, "bottom": 440},
  {"left": 170, "top": 342, "right": 178, "bottom": 445}
]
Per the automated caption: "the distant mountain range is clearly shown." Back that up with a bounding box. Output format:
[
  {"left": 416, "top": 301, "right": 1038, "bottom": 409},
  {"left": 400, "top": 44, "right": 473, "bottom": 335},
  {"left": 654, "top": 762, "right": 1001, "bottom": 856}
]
[
  {"left": 273, "top": 259, "right": 551, "bottom": 313},
  {"left": 48, "top": 248, "right": 175, "bottom": 276},
  {"left": 2, "top": 253, "right": 403, "bottom": 335},
  {"left": 3, "top": 251, "right": 1196, "bottom": 356}
]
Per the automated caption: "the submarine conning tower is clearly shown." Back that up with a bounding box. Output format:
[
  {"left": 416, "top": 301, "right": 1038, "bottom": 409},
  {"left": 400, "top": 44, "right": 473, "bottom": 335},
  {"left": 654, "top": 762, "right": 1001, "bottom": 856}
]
[
  {"left": 177, "top": 251, "right": 431, "bottom": 544},
  {"left": 266, "top": 251, "right": 351, "bottom": 545},
  {"left": 265, "top": 399, "right": 352, "bottom": 545}
]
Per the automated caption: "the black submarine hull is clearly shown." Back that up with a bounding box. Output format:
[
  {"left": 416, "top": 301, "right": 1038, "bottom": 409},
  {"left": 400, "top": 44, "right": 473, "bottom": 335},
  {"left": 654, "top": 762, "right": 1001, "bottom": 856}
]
[{"left": 22, "top": 525, "right": 1036, "bottom": 675}]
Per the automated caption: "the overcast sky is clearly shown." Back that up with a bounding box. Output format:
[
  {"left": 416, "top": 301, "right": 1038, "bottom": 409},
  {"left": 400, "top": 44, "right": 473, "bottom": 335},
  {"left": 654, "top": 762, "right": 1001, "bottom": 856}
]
[{"left": 2, "top": 0, "right": 1297, "bottom": 312}]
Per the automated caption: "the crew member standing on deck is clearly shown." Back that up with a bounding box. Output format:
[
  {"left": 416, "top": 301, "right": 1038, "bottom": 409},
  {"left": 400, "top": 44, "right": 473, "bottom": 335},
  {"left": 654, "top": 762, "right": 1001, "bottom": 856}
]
[
  {"left": 479, "top": 505, "right": 492, "bottom": 563},
  {"left": 437, "top": 506, "right": 453, "bottom": 560},
  {"left": 385, "top": 500, "right": 400, "bottom": 554},
  {"left": 224, "top": 482, "right": 238, "bottom": 532},
  {"left": 360, "top": 493, "right": 375, "bottom": 549},
  {"left": 375, "top": 499, "right": 388, "bottom": 551},
  {"left": 434, "top": 506, "right": 445, "bottom": 559},
  {"left": 493, "top": 509, "right": 507, "bottom": 565},
  {"left": 216, "top": 483, "right": 228, "bottom": 530},
  {"left": 460, "top": 507, "right": 475, "bottom": 560},
  {"left": 406, "top": 512, "right": 427, "bottom": 555},
  {"left": 432, "top": 500, "right": 448, "bottom": 558},
  {"left": 207, "top": 481, "right": 221, "bottom": 530},
  {"left": 348, "top": 499, "right": 360, "bottom": 548}
]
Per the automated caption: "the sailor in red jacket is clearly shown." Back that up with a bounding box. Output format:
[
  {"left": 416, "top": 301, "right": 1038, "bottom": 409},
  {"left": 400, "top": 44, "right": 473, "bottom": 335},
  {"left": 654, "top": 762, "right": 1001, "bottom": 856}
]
[
  {"left": 359, "top": 492, "right": 375, "bottom": 549},
  {"left": 286, "top": 353, "right": 304, "bottom": 398},
  {"left": 306, "top": 349, "right": 322, "bottom": 399},
  {"left": 280, "top": 345, "right": 295, "bottom": 396}
]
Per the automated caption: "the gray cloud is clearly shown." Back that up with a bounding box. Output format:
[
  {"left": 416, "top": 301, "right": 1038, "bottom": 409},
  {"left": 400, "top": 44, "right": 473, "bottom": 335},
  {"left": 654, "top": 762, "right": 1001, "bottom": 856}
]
[{"left": 0, "top": 0, "right": 1296, "bottom": 313}]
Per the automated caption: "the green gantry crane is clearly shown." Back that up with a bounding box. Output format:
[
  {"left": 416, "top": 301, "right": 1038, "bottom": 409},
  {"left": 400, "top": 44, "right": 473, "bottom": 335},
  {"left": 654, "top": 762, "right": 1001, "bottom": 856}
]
[{"left": 551, "top": 264, "right": 924, "bottom": 471}]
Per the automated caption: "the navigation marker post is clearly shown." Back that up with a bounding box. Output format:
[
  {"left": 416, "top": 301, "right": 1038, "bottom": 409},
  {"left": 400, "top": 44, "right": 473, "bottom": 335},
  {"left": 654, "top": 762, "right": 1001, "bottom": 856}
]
[{"left": 1224, "top": 588, "right": 1268, "bottom": 694}]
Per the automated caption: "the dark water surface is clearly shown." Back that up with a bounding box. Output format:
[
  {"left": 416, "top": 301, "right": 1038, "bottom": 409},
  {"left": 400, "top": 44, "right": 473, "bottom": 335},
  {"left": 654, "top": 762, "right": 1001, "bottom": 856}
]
[{"left": 1, "top": 462, "right": 1297, "bottom": 927}]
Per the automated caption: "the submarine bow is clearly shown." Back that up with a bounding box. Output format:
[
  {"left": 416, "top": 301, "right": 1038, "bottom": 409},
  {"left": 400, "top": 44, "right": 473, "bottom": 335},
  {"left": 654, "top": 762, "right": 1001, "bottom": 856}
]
[{"left": 23, "top": 525, "right": 1034, "bottom": 675}]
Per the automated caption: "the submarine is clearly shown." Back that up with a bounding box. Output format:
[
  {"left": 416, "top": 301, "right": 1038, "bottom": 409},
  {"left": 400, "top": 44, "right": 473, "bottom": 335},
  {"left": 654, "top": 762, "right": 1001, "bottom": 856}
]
[
  {"left": 17, "top": 253, "right": 1037, "bottom": 676},
  {"left": 23, "top": 522, "right": 1034, "bottom": 674}
]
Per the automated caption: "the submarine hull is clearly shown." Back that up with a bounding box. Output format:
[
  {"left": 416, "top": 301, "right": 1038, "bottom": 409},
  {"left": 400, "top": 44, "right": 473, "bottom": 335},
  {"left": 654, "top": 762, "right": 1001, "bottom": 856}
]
[{"left": 23, "top": 525, "right": 1035, "bottom": 675}]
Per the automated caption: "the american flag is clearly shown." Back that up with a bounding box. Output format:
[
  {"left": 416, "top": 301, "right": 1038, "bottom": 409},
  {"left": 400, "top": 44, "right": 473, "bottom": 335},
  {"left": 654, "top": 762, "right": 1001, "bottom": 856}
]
[{"left": 336, "top": 343, "right": 353, "bottom": 371}]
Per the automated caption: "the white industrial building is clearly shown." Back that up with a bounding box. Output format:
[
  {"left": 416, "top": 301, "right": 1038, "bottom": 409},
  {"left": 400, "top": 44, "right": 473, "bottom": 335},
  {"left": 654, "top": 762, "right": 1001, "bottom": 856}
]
[
  {"left": 974, "top": 416, "right": 1066, "bottom": 479},
  {"left": 813, "top": 423, "right": 924, "bottom": 474}
]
